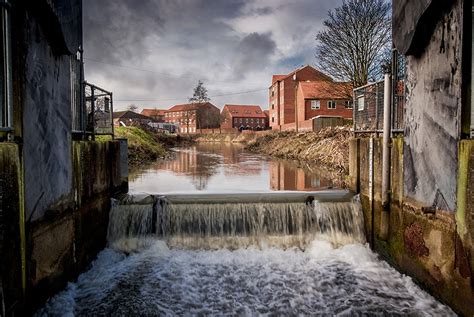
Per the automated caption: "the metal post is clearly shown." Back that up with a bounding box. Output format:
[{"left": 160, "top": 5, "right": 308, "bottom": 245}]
[
  {"left": 380, "top": 71, "right": 392, "bottom": 241},
  {"left": 91, "top": 86, "right": 95, "bottom": 141},
  {"left": 4, "top": 1, "right": 13, "bottom": 130},
  {"left": 110, "top": 92, "right": 114, "bottom": 139}
]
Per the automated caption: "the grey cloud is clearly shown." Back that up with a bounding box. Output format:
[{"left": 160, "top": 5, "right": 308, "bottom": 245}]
[
  {"left": 233, "top": 32, "right": 276, "bottom": 75},
  {"left": 82, "top": 0, "right": 342, "bottom": 111}
]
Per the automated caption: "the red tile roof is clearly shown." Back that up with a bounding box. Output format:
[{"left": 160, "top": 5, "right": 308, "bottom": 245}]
[
  {"left": 166, "top": 102, "right": 217, "bottom": 112},
  {"left": 270, "top": 65, "right": 333, "bottom": 86},
  {"left": 271, "top": 75, "right": 286, "bottom": 85},
  {"left": 141, "top": 109, "right": 167, "bottom": 117},
  {"left": 299, "top": 81, "right": 353, "bottom": 99},
  {"left": 263, "top": 110, "right": 269, "bottom": 117},
  {"left": 113, "top": 111, "right": 151, "bottom": 120},
  {"left": 223, "top": 105, "right": 267, "bottom": 118}
]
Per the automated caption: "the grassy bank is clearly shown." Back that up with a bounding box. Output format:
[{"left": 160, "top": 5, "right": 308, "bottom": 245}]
[
  {"left": 246, "top": 127, "right": 351, "bottom": 176},
  {"left": 194, "top": 132, "right": 267, "bottom": 143},
  {"left": 114, "top": 127, "right": 168, "bottom": 167}
]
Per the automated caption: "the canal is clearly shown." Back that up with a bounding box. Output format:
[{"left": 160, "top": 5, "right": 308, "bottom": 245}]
[{"left": 37, "top": 143, "right": 455, "bottom": 315}]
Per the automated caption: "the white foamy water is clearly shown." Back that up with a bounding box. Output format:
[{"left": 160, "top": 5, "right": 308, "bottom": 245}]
[{"left": 37, "top": 239, "right": 455, "bottom": 316}]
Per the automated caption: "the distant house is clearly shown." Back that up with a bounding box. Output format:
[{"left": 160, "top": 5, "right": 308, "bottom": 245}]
[
  {"left": 221, "top": 104, "right": 268, "bottom": 131},
  {"left": 141, "top": 108, "right": 166, "bottom": 122},
  {"left": 164, "top": 102, "right": 220, "bottom": 134},
  {"left": 113, "top": 111, "right": 152, "bottom": 127},
  {"left": 269, "top": 65, "right": 333, "bottom": 129},
  {"left": 296, "top": 81, "right": 353, "bottom": 121}
]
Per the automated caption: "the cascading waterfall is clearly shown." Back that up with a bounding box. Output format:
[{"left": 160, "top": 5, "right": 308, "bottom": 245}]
[{"left": 107, "top": 192, "right": 365, "bottom": 251}]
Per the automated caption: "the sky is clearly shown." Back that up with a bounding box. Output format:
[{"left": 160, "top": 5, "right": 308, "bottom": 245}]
[{"left": 83, "top": 0, "right": 342, "bottom": 111}]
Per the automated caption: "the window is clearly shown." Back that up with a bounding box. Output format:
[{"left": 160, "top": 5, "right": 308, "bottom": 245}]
[
  {"left": 345, "top": 100, "right": 353, "bottom": 109},
  {"left": 328, "top": 101, "right": 336, "bottom": 109},
  {"left": 357, "top": 96, "right": 365, "bottom": 111},
  {"left": 240, "top": 118, "right": 242, "bottom": 123},
  {"left": 245, "top": 118, "right": 249, "bottom": 123},
  {"left": 256, "top": 119, "right": 259, "bottom": 124},
  {"left": 271, "top": 103, "right": 274, "bottom": 110},
  {"left": 311, "top": 100, "right": 320, "bottom": 110},
  {"left": 250, "top": 118, "right": 254, "bottom": 123},
  {"left": 272, "top": 117, "right": 275, "bottom": 123}
]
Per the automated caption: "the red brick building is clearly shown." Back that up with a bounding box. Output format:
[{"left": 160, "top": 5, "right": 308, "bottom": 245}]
[
  {"left": 141, "top": 108, "right": 167, "bottom": 122},
  {"left": 221, "top": 104, "right": 268, "bottom": 131},
  {"left": 268, "top": 65, "right": 333, "bottom": 129},
  {"left": 296, "top": 81, "right": 353, "bottom": 122},
  {"left": 164, "top": 102, "right": 220, "bottom": 134}
]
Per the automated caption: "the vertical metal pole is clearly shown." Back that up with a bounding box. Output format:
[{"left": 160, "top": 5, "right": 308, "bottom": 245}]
[
  {"left": 91, "top": 86, "right": 95, "bottom": 141},
  {"left": 5, "top": 1, "right": 13, "bottom": 129},
  {"left": 79, "top": 48, "right": 85, "bottom": 138},
  {"left": 380, "top": 71, "right": 392, "bottom": 241},
  {"left": 375, "top": 84, "right": 379, "bottom": 136},
  {"left": 110, "top": 92, "right": 114, "bottom": 139}
]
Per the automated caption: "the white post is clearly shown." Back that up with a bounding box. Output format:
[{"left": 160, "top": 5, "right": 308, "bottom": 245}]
[{"left": 380, "top": 71, "right": 392, "bottom": 240}]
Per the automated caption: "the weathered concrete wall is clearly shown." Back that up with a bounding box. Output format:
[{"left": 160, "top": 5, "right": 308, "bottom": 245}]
[
  {"left": 350, "top": 137, "right": 474, "bottom": 316},
  {"left": 0, "top": 144, "right": 24, "bottom": 315},
  {"left": 22, "top": 8, "right": 75, "bottom": 222},
  {"left": 27, "top": 140, "right": 125, "bottom": 312},
  {"left": 403, "top": 0, "right": 463, "bottom": 212}
]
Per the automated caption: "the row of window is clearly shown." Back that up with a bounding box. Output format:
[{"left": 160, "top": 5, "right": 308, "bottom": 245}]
[
  {"left": 180, "top": 127, "right": 196, "bottom": 133},
  {"left": 233, "top": 118, "right": 265, "bottom": 124},
  {"left": 165, "top": 111, "right": 195, "bottom": 118},
  {"left": 310, "top": 100, "right": 353, "bottom": 110}
]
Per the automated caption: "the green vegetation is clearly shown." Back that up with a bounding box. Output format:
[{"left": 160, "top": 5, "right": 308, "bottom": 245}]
[{"left": 114, "top": 127, "right": 168, "bottom": 167}]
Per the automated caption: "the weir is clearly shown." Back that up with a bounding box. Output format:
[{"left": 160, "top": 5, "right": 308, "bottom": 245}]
[{"left": 107, "top": 191, "right": 365, "bottom": 251}]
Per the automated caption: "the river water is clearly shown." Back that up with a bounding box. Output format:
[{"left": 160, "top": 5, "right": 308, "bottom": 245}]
[{"left": 37, "top": 144, "right": 455, "bottom": 316}]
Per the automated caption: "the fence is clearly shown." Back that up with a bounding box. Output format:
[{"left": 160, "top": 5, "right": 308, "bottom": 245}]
[
  {"left": 353, "top": 50, "right": 406, "bottom": 135},
  {"left": 83, "top": 82, "right": 114, "bottom": 138}
]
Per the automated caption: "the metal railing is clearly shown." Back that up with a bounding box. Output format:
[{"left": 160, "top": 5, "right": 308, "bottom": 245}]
[
  {"left": 353, "top": 80, "right": 385, "bottom": 134},
  {"left": 353, "top": 50, "right": 406, "bottom": 135},
  {"left": 84, "top": 82, "right": 114, "bottom": 138},
  {"left": 0, "top": 0, "right": 13, "bottom": 134}
]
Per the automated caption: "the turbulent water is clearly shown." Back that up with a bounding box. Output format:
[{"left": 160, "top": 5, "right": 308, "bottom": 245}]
[
  {"left": 37, "top": 240, "right": 454, "bottom": 316},
  {"left": 36, "top": 194, "right": 455, "bottom": 316}
]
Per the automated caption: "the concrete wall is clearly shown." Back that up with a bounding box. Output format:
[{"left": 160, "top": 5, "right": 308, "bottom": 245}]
[
  {"left": 5, "top": 2, "right": 129, "bottom": 314},
  {"left": 350, "top": 137, "right": 474, "bottom": 316},
  {"left": 22, "top": 12, "right": 74, "bottom": 222},
  {"left": 403, "top": 0, "right": 463, "bottom": 212},
  {"left": 27, "top": 140, "right": 126, "bottom": 312},
  {"left": 0, "top": 144, "right": 23, "bottom": 315}
]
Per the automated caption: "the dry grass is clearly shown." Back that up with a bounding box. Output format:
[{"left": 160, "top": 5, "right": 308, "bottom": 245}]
[{"left": 246, "top": 126, "right": 351, "bottom": 174}]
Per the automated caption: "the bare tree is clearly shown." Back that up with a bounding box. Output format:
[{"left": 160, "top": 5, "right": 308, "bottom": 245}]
[
  {"left": 189, "top": 80, "right": 210, "bottom": 103},
  {"left": 127, "top": 104, "right": 138, "bottom": 112},
  {"left": 315, "top": 0, "right": 391, "bottom": 88}
]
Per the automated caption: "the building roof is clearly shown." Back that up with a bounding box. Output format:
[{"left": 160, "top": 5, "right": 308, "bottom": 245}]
[
  {"left": 141, "top": 109, "right": 167, "bottom": 117},
  {"left": 263, "top": 110, "right": 269, "bottom": 118},
  {"left": 166, "top": 102, "right": 217, "bottom": 112},
  {"left": 113, "top": 111, "right": 151, "bottom": 120},
  {"left": 270, "top": 65, "right": 333, "bottom": 86},
  {"left": 299, "top": 81, "right": 353, "bottom": 100},
  {"left": 271, "top": 75, "right": 286, "bottom": 84},
  {"left": 223, "top": 105, "right": 267, "bottom": 118}
]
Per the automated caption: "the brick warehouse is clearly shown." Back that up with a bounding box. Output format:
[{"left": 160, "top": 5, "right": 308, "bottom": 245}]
[
  {"left": 221, "top": 104, "right": 268, "bottom": 131},
  {"left": 164, "top": 102, "right": 220, "bottom": 134}
]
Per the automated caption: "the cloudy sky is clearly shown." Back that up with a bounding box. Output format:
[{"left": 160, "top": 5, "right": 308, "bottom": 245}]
[{"left": 83, "top": 0, "right": 342, "bottom": 111}]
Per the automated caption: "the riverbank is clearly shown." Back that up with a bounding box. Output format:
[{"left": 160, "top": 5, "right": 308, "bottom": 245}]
[
  {"left": 114, "top": 127, "right": 169, "bottom": 167},
  {"left": 246, "top": 127, "right": 351, "bottom": 178},
  {"left": 194, "top": 131, "right": 269, "bottom": 143}
]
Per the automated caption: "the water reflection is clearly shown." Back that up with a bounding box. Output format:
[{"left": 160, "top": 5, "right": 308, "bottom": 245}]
[{"left": 129, "top": 143, "right": 335, "bottom": 194}]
